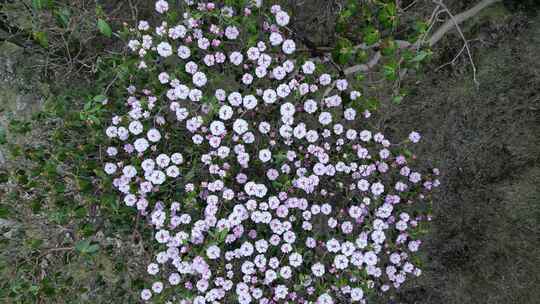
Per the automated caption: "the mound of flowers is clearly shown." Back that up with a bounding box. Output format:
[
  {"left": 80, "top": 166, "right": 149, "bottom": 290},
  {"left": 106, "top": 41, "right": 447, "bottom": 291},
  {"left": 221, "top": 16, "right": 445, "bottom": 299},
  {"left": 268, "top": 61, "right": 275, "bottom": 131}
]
[{"left": 103, "top": 1, "right": 440, "bottom": 303}]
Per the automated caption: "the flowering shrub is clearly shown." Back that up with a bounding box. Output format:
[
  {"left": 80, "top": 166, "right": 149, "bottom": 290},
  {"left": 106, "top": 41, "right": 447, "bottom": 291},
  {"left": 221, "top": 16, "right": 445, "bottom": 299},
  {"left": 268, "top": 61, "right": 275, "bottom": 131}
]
[{"left": 103, "top": 1, "right": 440, "bottom": 303}]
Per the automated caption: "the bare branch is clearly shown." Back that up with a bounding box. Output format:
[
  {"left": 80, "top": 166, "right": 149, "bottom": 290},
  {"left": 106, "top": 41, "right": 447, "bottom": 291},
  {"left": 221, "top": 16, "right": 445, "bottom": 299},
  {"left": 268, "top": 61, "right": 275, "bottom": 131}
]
[
  {"left": 344, "top": 51, "right": 382, "bottom": 75},
  {"left": 428, "top": 0, "right": 502, "bottom": 46},
  {"left": 431, "top": 0, "right": 484, "bottom": 87}
]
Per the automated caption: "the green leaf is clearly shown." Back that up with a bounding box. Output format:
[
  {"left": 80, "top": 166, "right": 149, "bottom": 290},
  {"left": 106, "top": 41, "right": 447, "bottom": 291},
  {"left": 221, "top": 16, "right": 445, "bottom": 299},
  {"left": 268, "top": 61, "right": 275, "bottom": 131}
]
[
  {"left": 392, "top": 95, "right": 404, "bottom": 104},
  {"left": 97, "top": 19, "right": 112, "bottom": 38},
  {"left": 75, "top": 239, "right": 100, "bottom": 254},
  {"left": 0, "top": 126, "right": 6, "bottom": 144},
  {"left": 93, "top": 94, "right": 108, "bottom": 103},
  {"left": 363, "top": 26, "right": 380, "bottom": 46},
  {"left": 55, "top": 8, "right": 71, "bottom": 28},
  {"left": 33, "top": 31, "right": 49, "bottom": 48},
  {"left": 365, "top": 97, "right": 380, "bottom": 111},
  {"left": 32, "top": 0, "right": 44, "bottom": 10},
  {"left": 383, "top": 64, "right": 398, "bottom": 81},
  {"left": 0, "top": 205, "right": 11, "bottom": 218},
  {"left": 379, "top": 3, "right": 398, "bottom": 28},
  {"left": 411, "top": 50, "right": 431, "bottom": 63}
]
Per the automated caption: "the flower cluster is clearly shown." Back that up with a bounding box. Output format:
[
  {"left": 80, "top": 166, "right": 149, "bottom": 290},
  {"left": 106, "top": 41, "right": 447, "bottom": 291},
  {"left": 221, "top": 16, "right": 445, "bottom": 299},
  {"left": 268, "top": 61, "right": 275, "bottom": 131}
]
[{"left": 104, "top": 1, "right": 440, "bottom": 303}]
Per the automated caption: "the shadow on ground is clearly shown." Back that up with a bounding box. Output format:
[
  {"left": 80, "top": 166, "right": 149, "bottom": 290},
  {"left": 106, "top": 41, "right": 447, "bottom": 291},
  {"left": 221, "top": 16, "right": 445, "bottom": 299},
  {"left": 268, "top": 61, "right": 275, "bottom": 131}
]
[{"left": 380, "top": 11, "right": 540, "bottom": 304}]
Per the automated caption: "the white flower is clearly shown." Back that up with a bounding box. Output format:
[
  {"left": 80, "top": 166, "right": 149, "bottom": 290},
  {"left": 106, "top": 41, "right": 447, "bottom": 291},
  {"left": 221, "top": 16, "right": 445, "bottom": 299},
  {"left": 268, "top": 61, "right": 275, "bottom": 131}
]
[
  {"left": 263, "top": 89, "right": 277, "bottom": 104},
  {"left": 269, "top": 32, "right": 283, "bottom": 46},
  {"left": 259, "top": 149, "right": 272, "bottom": 162},
  {"left": 259, "top": 122, "right": 271, "bottom": 134},
  {"left": 129, "top": 121, "right": 144, "bottom": 135},
  {"left": 350, "top": 288, "right": 364, "bottom": 301},
  {"left": 197, "top": 37, "right": 210, "bottom": 50},
  {"left": 177, "top": 45, "right": 191, "bottom": 59},
  {"left": 310, "top": 262, "right": 326, "bottom": 278},
  {"left": 156, "top": 42, "right": 173, "bottom": 57},
  {"left": 155, "top": 0, "right": 169, "bottom": 14},
  {"left": 233, "top": 119, "right": 249, "bottom": 134},
  {"left": 241, "top": 73, "right": 253, "bottom": 85},
  {"left": 318, "top": 112, "right": 332, "bottom": 125},
  {"left": 304, "top": 99, "right": 318, "bottom": 113},
  {"left": 141, "top": 289, "right": 152, "bottom": 301},
  {"left": 247, "top": 47, "right": 260, "bottom": 60},
  {"left": 215, "top": 89, "right": 227, "bottom": 101},
  {"left": 158, "top": 72, "right": 169, "bottom": 84},
  {"left": 225, "top": 26, "right": 240, "bottom": 40},
  {"left": 275, "top": 11, "right": 290, "bottom": 26},
  {"left": 156, "top": 154, "right": 170, "bottom": 168},
  {"left": 185, "top": 61, "right": 198, "bottom": 74},
  {"left": 288, "top": 252, "right": 303, "bottom": 267},
  {"left": 271, "top": 5, "right": 282, "bottom": 14},
  {"left": 306, "top": 130, "right": 319, "bottom": 143},
  {"left": 219, "top": 105, "right": 233, "bottom": 120},
  {"left": 147, "top": 129, "right": 161, "bottom": 142},
  {"left": 134, "top": 138, "right": 149, "bottom": 152},
  {"left": 206, "top": 245, "right": 221, "bottom": 259},
  {"left": 290, "top": 124, "right": 306, "bottom": 140},
  {"left": 350, "top": 90, "right": 362, "bottom": 100},
  {"left": 282, "top": 39, "right": 296, "bottom": 54},
  {"left": 192, "top": 72, "right": 207, "bottom": 87},
  {"left": 256, "top": 55, "right": 271, "bottom": 70},
  {"left": 371, "top": 182, "right": 385, "bottom": 196},
  {"left": 364, "top": 251, "right": 378, "bottom": 266},
  {"left": 319, "top": 73, "right": 332, "bottom": 86},
  {"left": 360, "top": 130, "right": 372, "bottom": 142},
  {"left": 105, "top": 126, "right": 117, "bottom": 138},
  {"left": 203, "top": 54, "right": 215, "bottom": 66},
  {"left": 279, "top": 124, "right": 293, "bottom": 138},
  {"left": 344, "top": 108, "right": 356, "bottom": 120},
  {"left": 104, "top": 163, "right": 117, "bottom": 175},
  {"left": 229, "top": 51, "right": 244, "bottom": 66},
  {"left": 255, "top": 66, "right": 267, "bottom": 78},
  {"left": 169, "top": 25, "right": 187, "bottom": 39},
  {"left": 276, "top": 83, "right": 291, "bottom": 98},
  {"left": 272, "top": 66, "right": 286, "bottom": 80},
  {"left": 334, "top": 254, "right": 349, "bottom": 270},
  {"left": 189, "top": 89, "right": 202, "bottom": 102},
  {"left": 302, "top": 61, "right": 316, "bottom": 74},
  {"left": 228, "top": 92, "right": 243, "bottom": 107},
  {"left": 409, "top": 131, "right": 421, "bottom": 143},
  {"left": 138, "top": 21, "right": 150, "bottom": 31},
  {"left": 166, "top": 165, "right": 180, "bottom": 178},
  {"left": 243, "top": 95, "right": 258, "bottom": 110},
  {"left": 280, "top": 102, "right": 295, "bottom": 117},
  {"left": 317, "top": 294, "right": 334, "bottom": 304},
  {"left": 210, "top": 121, "right": 226, "bottom": 136},
  {"left": 174, "top": 85, "right": 190, "bottom": 99},
  {"left": 152, "top": 282, "right": 163, "bottom": 294},
  {"left": 127, "top": 40, "right": 140, "bottom": 52},
  {"left": 336, "top": 79, "right": 348, "bottom": 91}
]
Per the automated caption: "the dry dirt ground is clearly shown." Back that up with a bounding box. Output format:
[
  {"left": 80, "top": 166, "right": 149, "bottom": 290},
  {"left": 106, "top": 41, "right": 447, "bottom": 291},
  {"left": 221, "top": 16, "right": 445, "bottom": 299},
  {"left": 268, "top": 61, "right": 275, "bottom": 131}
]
[{"left": 380, "top": 6, "right": 540, "bottom": 304}]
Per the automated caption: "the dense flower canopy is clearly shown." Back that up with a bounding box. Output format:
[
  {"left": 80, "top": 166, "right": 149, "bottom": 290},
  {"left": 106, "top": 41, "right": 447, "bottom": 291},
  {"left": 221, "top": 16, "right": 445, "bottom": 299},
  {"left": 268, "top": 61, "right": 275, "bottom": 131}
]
[{"left": 103, "top": 1, "right": 440, "bottom": 303}]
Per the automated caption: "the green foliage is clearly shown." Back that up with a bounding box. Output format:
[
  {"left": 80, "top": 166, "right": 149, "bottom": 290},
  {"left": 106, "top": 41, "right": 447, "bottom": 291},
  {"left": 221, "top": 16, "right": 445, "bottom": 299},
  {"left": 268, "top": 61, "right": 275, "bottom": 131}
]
[
  {"left": 75, "top": 239, "right": 100, "bottom": 255},
  {"left": 97, "top": 19, "right": 112, "bottom": 38},
  {"left": 330, "top": 0, "right": 432, "bottom": 109},
  {"left": 32, "top": 31, "right": 49, "bottom": 48},
  {"left": 0, "top": 20, "right": 150, "bottom": 301}
]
